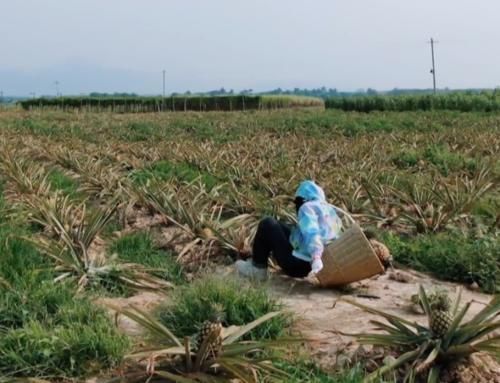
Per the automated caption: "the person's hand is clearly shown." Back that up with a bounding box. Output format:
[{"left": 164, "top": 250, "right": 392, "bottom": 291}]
[{"left": 311, "top": 255, "right": 323, "bottom": 274}]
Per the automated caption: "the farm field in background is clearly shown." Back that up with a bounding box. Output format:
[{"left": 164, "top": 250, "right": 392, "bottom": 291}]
[{"left": 0, "top": 107, "right": 498, "bottom": 382}]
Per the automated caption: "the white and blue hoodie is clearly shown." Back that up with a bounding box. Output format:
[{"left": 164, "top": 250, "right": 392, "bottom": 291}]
[{"left": 290, "top": 181, "right": 343, "bottom": 262}]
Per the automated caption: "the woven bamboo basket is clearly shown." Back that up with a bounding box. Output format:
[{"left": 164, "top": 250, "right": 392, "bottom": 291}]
[{"left": 316, "top": 206, "right": 384, "bottom": 287}]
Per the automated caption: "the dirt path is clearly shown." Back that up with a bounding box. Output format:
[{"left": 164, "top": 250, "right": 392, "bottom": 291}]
[
  {"left": 96, "top": 263, "right": 496, "bottom": 380},
  {"left": 263, "top": 267, "right": 493, "bottom": 368}
]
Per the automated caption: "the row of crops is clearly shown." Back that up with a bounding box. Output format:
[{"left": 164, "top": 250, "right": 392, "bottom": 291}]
[
  {"left": 325, "top": 92, "right": 500, "bottom": 112},
  {"left": 18, "top": 95, "right": 324, "bottom": 112}
]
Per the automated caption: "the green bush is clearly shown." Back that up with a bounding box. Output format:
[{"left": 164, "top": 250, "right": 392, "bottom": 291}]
[
  {"left": 110, "top": 231, "right": 184, "bottom": 284},
  {"left": 157, "top": 276, "right": 288, "bottom": 339},
  {"left": 384, "top": 232, "right": 500, "bottom": 293}
]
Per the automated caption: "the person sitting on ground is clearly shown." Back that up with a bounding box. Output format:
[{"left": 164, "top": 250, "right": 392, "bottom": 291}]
[{"left": 235, "top": 180, "right": 343, "bottom": 281}]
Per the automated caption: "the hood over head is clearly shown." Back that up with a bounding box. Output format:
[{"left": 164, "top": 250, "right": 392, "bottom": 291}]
[{"left": 295, "top": 180, "right": 326, "bottom": 202}]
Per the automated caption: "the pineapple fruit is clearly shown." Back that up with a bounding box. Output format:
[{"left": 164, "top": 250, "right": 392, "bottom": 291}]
[
  {"left": 409, "top": 290, "right": 453, "bottom": 337},
  {"left": 428, "top": 290, "right": 452, "bottom": 338},
  {"left": 196, "top": 304, "right": 225, "bottom": 358},
  {"left": 369, "top": 239, "right": 393, "bottom": 268}
]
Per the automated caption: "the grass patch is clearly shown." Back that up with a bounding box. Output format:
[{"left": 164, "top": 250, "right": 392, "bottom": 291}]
[
  {"left": 157, "top": 276, "right": 288, "bottom": 339},
  {"left": 0, "top": 217, "right": 129, "bottom": 379},
  {"left": 46, "top": 168, "right": 79, "bottom": 196},
  {"left": 276, "top": 359, "right": 365, "bottom": 383},
  {"left": 109, "top": 231, "right": 184, "bottom": 285},
  {"left": 384, "top": 232, "right": 500, "bottom": 293},
  {"left": 130, "top": 160, "right": 218, "bottom": 189},
  {"left": 0, "top": 294, "right": 129, "bottom": 378},
  {"left": 120, "top": 121, "right": 157, "bottom": 142},
  {"left": 392, "top": 145, "right": 478, "bottom": 174},
  {"left": 392, "top": 149, "right": 419, "bottom": 168},
  {"left": 423, "top": 144, "right": 477, "bottom": 175}
]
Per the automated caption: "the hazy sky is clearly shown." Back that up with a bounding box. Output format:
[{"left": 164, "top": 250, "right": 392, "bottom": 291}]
[{"left": 1, "top": 0, "right": 499, "bottom": 95}]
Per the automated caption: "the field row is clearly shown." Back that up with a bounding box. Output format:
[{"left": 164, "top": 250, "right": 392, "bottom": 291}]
[{"left": 0, "top": 108, "right": 498, "bottom": 381}]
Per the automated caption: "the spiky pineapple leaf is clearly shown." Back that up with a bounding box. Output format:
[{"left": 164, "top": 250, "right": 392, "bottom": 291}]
[
  {"left": 222, "top": 311, "right": 282, "bottom": 345},
  {"left": 113, "top": 304, "right": 183, "bottom": 348},
  {"left": 363, "top": 348, "right": 423, "bottom": 383},
  {"left": 427, "top": 366, "right": 440, "bottom": 383},
  {"left": 442, "top": 301, "right": 471, "bottom": 349},
  {"left": 341, "top": 298, "right": 426, "bottom": 332}
]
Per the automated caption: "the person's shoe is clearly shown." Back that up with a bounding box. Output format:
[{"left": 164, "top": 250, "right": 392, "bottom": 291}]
[{"left": 235, "top": 260, "right": 268, "bottom": 281}]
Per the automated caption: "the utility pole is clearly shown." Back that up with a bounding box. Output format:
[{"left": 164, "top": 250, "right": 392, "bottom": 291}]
[
  {"left": 162, "top": 70, "right": 166, "bottom": 98},
  {"left": 429, "top": 38, "right": 438, "bottom": 94},
  {"left": 54, "top": 80, "right": 60, "bottom": 97}
]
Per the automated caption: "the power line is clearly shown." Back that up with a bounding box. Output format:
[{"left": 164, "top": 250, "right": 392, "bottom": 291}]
[{"left": 428, "top": 38, "right": 438, "bottom": 94}]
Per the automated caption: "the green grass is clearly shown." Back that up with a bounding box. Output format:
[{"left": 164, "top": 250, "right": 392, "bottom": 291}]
[
  {"left": 109, "top": 231, "right": 184, "bottom": 284},
  {"left": 130, "top": 160, "right": 218, "bottom": 189},
  {"left": 423, "top": 144, "right": 478, "bottom": 175},
  {"left": 120, "top": 121, "right": 158, "bottom": 142},
  {"left": 0, "top": 208, "right": 129, "bottom": 379},
  {"left": 46, "top": 168, "right": 79, "bottom": 196},
  {"left": 0, "top": 296, "right": 129, "bottom": 378},
  {"left": 7, "top": 109, "right": 499, "bottom": 143},
  {"left": 157, "top": 276, "right": 289, "bottom": 339},
  {"left": 392, "top": 149, "right": 419, "bottom": 168},
  {"left": 276, "top": 360, "right": 362, "bottom": 383},
  {"left": 392, "top": 145, "right": 478, "bottom": 174},
  {"left": 384, "top": 232, "right": 500, "bottom": 293}
]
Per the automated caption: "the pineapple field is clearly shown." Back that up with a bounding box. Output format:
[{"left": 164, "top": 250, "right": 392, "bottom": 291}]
[{"left": 0, "top": 106, "right": 498, "bottom": 382}]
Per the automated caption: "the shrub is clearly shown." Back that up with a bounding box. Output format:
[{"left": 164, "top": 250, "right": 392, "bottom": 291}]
[{"left": 157, "top": 276, "right": 289, "bottom": 339}]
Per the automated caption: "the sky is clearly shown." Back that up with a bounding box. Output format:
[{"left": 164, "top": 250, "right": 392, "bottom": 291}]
[{"left": 1, "top": 0, "right": 499, "bottom": 96}]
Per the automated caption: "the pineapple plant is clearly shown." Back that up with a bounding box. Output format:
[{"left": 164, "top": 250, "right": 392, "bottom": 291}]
[
  {"left": 22, "top": 193, "right": 172, "bottom": 292},
  {"left": 106, "top": 306, "right": 292, "bottom": 382},
  {"left": 341, "top": 286, "right": 500, "bottom": 382}
]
